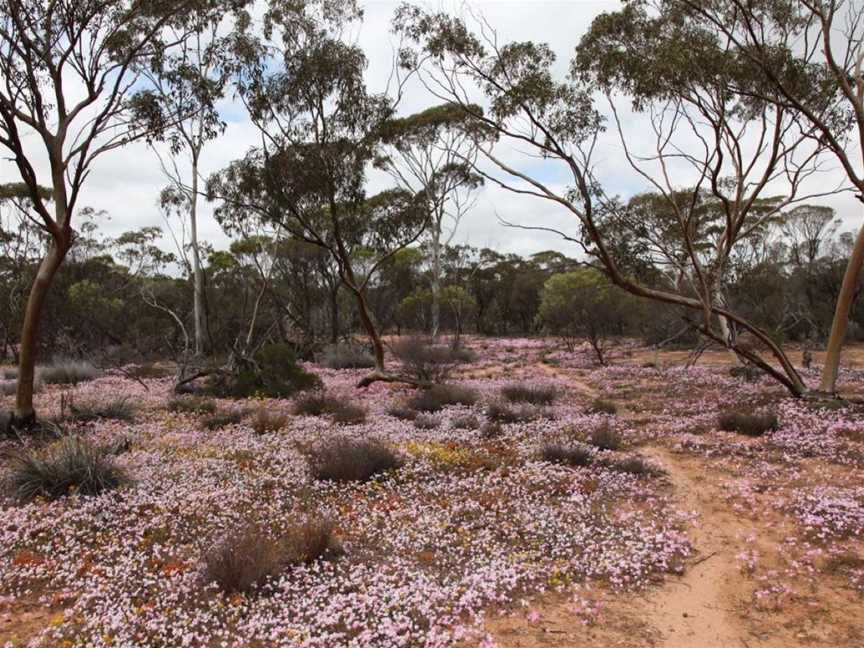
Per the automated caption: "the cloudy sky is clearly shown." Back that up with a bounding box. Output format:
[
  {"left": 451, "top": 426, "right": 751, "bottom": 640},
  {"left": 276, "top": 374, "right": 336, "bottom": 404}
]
[{"left": 1, "top": 0, "right": 859, "bottom": 262}]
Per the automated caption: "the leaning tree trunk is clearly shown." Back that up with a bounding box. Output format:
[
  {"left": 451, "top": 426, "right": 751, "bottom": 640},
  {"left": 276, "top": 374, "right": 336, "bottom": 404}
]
[
  {"left": 820, "top": 217, "right": 864, "bottom": 395},
  {"left": 14, "top": 238, "right": 69, "bottom": 424}
]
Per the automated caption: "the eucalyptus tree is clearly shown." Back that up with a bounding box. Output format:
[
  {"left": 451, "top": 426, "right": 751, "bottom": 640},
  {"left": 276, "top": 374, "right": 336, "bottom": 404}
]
[
  {"left": 393, "top": 4, "right": 830, "bottom": 396},
  {"left": 597, "top": 0, "right": 863, "bottom": 395},
  {"left": 209, "top": 3, "right": 429, "bottom": 384},
  {"left": 146, "top": 17, "right": 238, "bottom": 357},
  {"left": 0, "top": 0, "right": 229, "bottom": 425},
  {"left": 377, "top": 103, "right": 485, "bottom": 337}
]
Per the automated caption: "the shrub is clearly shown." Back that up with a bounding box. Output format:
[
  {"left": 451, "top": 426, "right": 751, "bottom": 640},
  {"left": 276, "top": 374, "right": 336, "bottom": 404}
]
[
  {"left": 589, "top": 423, "right": 622, "bottom": 451},
  {"left": 385, "top": 403, "right": 417, "bottom": 421},
  {"left": 203, "top": 526, "right": 284, "bottom": 594},
  {"left": 251, "top": 408, "right": 290, "bottom": 435},
  {"left": 451, "top": 414, "right": 480, "bottom": 430},
  {"left": 413, "top": 413, "right": 441, "bottom": 430},
  {"left": 203, "top": 519, "right": 341, "bottom": 595},
  {"left": 391, "top": 337, "right": 462, "bottom": 383},
  {"left": 38, "top": 360, "right": 100, "bottom": 385},
  {"left": 407, "top": 383, "right": 479, "bottom": 412},
  {"left": 542, "top": 443, "right": 593, "bottom": 467},
  {"left": 0, "top": 380, "right": 16, "bottom": 396},
  {"left": 4, "top": 436, "right": 128, "bottom": 502},
  {"left": 330, "top": 401, "right": 367, "bottom": 425},
  {"left": 293, "top": 392, "right": 366, "bottom": 425},
  {"left": 587, "top": 398, "right": 617, "bottom": 415},
  {"left": 717, "top": 409, "right": 778, "bottom": 437},
  {"left": 167, "top": 396, "right": 217, "bottom": 415},
  {"left": 500, "top": 383, "right": 559, "bottom": 405},
  {"left": 729, "top": 365, "right": 762, "bottom": 382},
  {"left": 321, "top": 343, "right": 376, "bottom": 369},
  {"left": 486, "top": 401, "right": 548, "bottom": 424},
  {"left": 201, "top": 410, "right": 247, "bottom": 431},
  {"left": 209, "top": 343, "right": 322, "bottom": 398},
  {"left": 607, "top": 454, "right": 665, "bottom": 477},
  {"left": 64, "top": 395, "right": 135, "bottom": 422},
  {"left": 308, "top": 436, "right": 402, "bottom": 482},
  {"left": 2, "top": 367, "right": 16, "bottom": 380},
  {"left": 480, "top": 421, "right": 503, "bottom": 439}
]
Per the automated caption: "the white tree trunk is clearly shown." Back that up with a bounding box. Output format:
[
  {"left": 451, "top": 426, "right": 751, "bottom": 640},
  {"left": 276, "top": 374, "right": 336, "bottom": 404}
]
[{"left": 189, "top": 154, "right": 206, "bottom": 356}]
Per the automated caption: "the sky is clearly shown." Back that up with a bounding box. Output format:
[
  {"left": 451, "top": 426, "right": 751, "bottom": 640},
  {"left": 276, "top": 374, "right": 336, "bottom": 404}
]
[{"left": 1, "top": 0, "right": 860, "bottom": 263}]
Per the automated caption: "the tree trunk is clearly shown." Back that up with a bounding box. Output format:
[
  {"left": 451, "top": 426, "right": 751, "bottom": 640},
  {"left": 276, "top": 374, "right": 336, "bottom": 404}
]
[
  {"left": 430, "top": 225, "right": 442, "bottom": 339},
  {"left": 820, "top": 217, "right": 864, "bottom": 394},
  {"left": 14, "top": 238, "right": 69, "bottom": 422},
  {"left": 189, "top": 155, "right": 206, "bottom": 356},
  {"left": 329, "top": 284, "right": 339, "bottom": 344}
]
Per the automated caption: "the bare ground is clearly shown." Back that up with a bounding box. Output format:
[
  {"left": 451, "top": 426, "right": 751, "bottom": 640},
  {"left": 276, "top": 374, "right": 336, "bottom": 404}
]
[{"left": 473, "top": 359, "right": 863, "bottom": 648}]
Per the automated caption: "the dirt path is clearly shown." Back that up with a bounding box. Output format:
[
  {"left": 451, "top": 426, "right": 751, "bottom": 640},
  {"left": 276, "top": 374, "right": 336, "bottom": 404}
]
[
  {"left": 480, "top": 364, "right": 788, "bottom": 648},
  {"left": 481, "top": 446, "right": 783, "bottom": 648},
  {"left": 633, "top": 449, "right": 783, "bottom": 648}
]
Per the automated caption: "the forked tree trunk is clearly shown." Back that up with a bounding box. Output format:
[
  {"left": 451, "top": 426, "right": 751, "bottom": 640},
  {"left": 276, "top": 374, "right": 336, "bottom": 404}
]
[
  {"left": 14, "top": 237, "right": 70, "bottom": 423},
  {"left": 820, "top": 217, "right": 864, "bottom": 395}
]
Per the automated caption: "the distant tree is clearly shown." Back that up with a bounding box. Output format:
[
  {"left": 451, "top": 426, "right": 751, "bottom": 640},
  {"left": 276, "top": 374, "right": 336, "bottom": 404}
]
[
  {"left": 0, "top": 0, "right": 228, "bottom": 425},
  {"left": 538, "top": 269, "right": 631, "bottom": 364},
  {"left": 210, "top": 3, "right": 429, "bottom": 385},
  {"left": 394, "top": 4, "right": 833, "bottom": 397},
  {"left": 604, "top": 0, "right": 863, "bottom": 395},
  {"left": 377, "top": 103, "right": 485, "bottom": 337},
  {"left": 147, "top": 16, "right": 240, "bottom": 357}
]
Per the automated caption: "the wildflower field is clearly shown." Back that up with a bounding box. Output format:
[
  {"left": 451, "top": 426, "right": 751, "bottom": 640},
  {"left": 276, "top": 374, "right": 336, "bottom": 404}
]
[{"left": 1, "top": 338, "right": 863, "bottom": 647}]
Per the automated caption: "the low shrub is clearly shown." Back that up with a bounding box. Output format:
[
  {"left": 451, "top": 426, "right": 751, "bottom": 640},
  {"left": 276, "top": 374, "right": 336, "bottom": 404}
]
[
  {"left": 606, "top": 454, "right": 665, "bottom": 477},
  {"left": 38, "top": 360, "right": 100, "bottom": 385},
  {"left": 541, "top": 442, "right": 593, "bottom": 467},
  {"left": 201, "top": 409, "right": 247, "bottom": 431},
  {"left": 588, "top": 423, "right": 622, "bottom": 451},
  {"left": 479, "top": 421, "right": 503, "bottom": 439},
  {"left": 729, "top": 365, "right": 762, "bottom": 382},
  {"left": 717, "top": 409, "right": 778, "bottom": 437},
  {"left": 330, "top": 401, "right": 367, "bottom": 425},
  {"left": 500, "top": 383, "right": 559, "bottom": 405},
  {"left": 203, "top": 519, "right": 341, "bottom": 595},
  {"left": 308, "top": 436, "right": 402, "bottom": 482},
  {"left": 485, "top": 400, "right": 548, "bottom": 424},
  {"left": 209, "top": 343, "right": 322, "bottom": 398},
  {"left": 0, "top": 381, "right": 16, "bottom": 396},
  {"left": 4, "top": 436, "right": 128, "bottom": 502},
  {"left": 294, "top": 391, "right": 366, "bottom": 425},
  {"left": 167, "top": 396, "right": 217, "bottom": 415},
  {"left": 385, "top": 403, "right": 417, "bottom": 421},
  {"left": 407, "top": 383, "right": 479, "bottom": 412},
  {"left": 391, "top": 337, "right": 463, "bottom": 383},
  {"left": 64, "top": 395, "right": 135, "bottom": 422},
  {"left": 413, "top": 413, "right": 441, "bottom": 430},
  {"left": 251, "top": 408, "right": 290, "bottom": 435},
  {"left": 451, "top": 414, "right": 480, "bottom": 430},
  {"left": 321, "top": 343, "right": 376, "bottom": 370},
  {"left": 587, "top": 398, "right": 618, "bottom": 415},
  {"left": 2, "top": 367, "right": 16, "bottom": 380}
]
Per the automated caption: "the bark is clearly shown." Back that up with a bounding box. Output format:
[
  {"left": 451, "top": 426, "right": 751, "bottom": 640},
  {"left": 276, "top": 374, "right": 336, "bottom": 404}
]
[
  {"left": 190, "top": 153, "right": 206, "bottom": 356},
  {"left": 329, "top": 284, "right": 339, "bottom": 344},
  {"left": 14, "top": 237, "right": 69, "bottom": 422},
  {"left": 820, "top": 216, "right": 864, "bottom": 394},
  {"left": 430, "top": 230, "right": 441, "bottom": 338}
]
